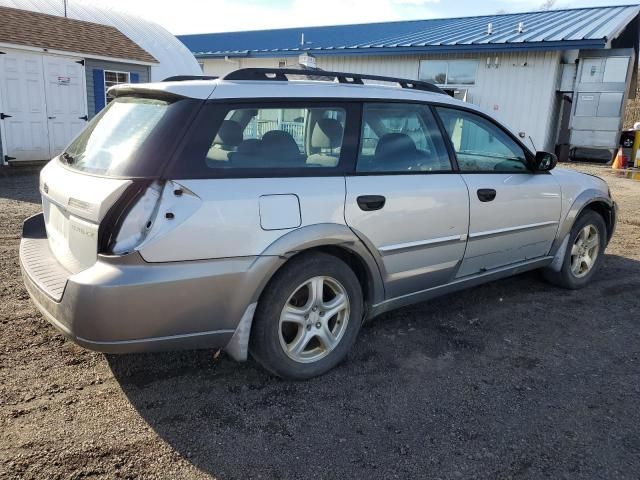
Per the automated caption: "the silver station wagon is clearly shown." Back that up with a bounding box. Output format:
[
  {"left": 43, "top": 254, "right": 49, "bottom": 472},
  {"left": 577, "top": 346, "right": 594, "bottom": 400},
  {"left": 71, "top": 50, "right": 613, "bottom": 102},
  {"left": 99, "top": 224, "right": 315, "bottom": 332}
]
[{"left": 20, "top": 68, "right": 616, "bottom": 379}]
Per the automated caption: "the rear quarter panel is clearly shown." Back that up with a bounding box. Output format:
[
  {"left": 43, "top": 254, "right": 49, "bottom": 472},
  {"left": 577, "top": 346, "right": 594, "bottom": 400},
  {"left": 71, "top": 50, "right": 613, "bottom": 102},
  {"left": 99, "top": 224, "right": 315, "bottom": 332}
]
[{"left": 138, "top": 177, "right": 347, "bottom": 262}]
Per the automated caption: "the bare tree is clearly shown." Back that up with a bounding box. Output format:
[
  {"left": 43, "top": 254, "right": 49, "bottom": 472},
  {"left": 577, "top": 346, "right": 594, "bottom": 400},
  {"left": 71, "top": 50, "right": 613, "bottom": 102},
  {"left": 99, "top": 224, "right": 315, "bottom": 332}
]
[{"left": 540, "top": 0, "right": 557, "bottom": 11}]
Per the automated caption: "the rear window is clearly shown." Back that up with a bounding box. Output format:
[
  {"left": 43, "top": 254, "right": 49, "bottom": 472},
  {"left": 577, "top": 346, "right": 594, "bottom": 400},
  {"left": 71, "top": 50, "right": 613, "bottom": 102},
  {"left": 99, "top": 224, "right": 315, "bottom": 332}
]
[
  {"left": 205, "top": 106, "right": 346, "bottom": 169},
  {"left": 167, "top": 101, "right": 359, "bottom": 178},
  {"left": 61, "top": 96, "right": 198, "bottom": 177}
]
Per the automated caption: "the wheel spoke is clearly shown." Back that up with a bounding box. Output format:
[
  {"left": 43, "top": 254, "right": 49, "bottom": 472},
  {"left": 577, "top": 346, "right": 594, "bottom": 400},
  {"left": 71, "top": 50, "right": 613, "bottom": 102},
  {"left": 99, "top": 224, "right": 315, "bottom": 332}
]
[
  {"left": 322, "top": 293, "right": 348, "bottom": 320},
  {"left": 583, "top": 254, "right": 593, "bottom": 270},
  {"left": 281, "top": 305, "right": 307, "bottom": 326},
  {"left": 288, "top": 330, "right": 311, "bottom": 356},
  {"left": 579, "top": 226, "right": 589, "bottom": 242},
  {"left": 571, "top": 243, "right": 580, "bottom": 256},
  {"left": 571, "top": 257, "right": 582, "bottom": 275},
  {"left": 585, "top": 235, "right": 599, "bottom": 249},
  {"left": 316, "top": 324, "right": 337, "bottom": 351},
  {"left": 308, "top": 277, "right": 324, "bottom": 307}
]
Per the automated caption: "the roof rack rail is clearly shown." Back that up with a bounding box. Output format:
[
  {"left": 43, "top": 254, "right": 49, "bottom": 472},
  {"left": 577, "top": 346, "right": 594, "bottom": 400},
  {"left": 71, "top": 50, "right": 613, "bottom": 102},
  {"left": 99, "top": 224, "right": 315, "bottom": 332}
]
[
  {"left": 162, "top": 75, "right": 219, "bottom": 82},
  {"left": 223, "top": 68, "right": 446, "bottom": 95}
]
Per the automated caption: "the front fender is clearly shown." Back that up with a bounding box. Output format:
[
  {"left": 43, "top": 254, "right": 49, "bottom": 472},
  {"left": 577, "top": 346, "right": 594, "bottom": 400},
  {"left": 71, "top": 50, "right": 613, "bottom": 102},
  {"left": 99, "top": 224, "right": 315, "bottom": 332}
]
[{"left": 549, "top": 189, "right": 614, "bottom": 257}]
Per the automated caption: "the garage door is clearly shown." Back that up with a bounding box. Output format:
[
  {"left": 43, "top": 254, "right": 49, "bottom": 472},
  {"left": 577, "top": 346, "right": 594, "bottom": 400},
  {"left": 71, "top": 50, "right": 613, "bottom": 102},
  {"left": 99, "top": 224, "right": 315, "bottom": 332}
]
[
  {"left": 0, "top": 50, "right": 87, "bottom": 163},
  {"left": 43, "top": 56, "right": 87, "bottom": 156},
  {"left": 0, "top": 50, "right": 50, "bottom": 161}
]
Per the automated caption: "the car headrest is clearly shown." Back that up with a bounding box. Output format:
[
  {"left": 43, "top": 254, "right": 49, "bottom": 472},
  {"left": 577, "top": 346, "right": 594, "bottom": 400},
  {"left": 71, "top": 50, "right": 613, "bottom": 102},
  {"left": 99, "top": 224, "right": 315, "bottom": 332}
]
[
  {"left": 375, "top": 133, "right": 417, "bottom": 159},
  {"left": 213, "top": 120, "right": 243, "bottom": 148},
  {"left": 261, "top": 130, "right": 301, "bottom": 161},
  {"left": 311, "top": 118, "right": 343, "bottom": 149},
  {"left": 236, "top": 138, "right": 262, "bottom": 153}
]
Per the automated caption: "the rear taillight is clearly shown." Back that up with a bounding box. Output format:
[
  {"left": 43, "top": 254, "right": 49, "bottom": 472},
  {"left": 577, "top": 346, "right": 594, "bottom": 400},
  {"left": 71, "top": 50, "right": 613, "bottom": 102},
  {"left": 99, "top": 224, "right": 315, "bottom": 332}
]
[{"left": 98, "top": 180, "right": 162, "bottom": 255}]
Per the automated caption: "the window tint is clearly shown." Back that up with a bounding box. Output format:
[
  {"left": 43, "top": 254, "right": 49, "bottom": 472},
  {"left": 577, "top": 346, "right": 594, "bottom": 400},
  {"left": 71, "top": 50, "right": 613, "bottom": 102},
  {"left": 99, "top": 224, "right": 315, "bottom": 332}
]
[
  {"left": 63, "top": 96, "right": 191, "bottom": 177},
  {"left": 357, "top": 103, "right": 451, "bottom": 173},
  {"left": 436, "top": 107, "right": 528, "bottom": 172},
  {"left": 204, "top": 106, "right": 346, "bottom": 169}
]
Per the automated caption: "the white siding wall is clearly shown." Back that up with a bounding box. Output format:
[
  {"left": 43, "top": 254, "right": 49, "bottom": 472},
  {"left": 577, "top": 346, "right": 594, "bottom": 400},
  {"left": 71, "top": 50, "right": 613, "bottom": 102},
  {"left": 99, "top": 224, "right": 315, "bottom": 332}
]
[{"left": 202, "top": 50, "right": 562, "bottom": 151}]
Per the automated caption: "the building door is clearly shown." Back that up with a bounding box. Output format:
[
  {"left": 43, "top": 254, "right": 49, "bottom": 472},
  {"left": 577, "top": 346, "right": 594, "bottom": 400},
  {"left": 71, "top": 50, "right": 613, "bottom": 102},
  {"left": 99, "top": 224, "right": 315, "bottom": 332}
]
[
  {"left": 570, "top": 50, "right": 635, "bottom": 150},
  {"left": 0, "top": 49, "right": 50, "bottom": 162},
  {"left": 43, "top": 55, "right": 88, "bottom": 157}
]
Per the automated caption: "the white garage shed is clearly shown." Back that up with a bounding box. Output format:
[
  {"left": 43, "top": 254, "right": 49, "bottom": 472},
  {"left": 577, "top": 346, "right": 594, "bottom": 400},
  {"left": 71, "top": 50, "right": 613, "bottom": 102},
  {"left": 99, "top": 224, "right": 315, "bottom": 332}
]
[{"left": 0, "top": 1, "right": 200, "bottom": 165}]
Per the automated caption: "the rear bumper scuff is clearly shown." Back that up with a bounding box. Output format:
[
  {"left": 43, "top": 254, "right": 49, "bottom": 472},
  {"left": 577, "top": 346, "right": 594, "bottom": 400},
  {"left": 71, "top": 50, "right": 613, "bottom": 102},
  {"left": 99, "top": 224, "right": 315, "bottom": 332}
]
[{"left": 20, "top": 213, "right": 262, "bottom": 354}]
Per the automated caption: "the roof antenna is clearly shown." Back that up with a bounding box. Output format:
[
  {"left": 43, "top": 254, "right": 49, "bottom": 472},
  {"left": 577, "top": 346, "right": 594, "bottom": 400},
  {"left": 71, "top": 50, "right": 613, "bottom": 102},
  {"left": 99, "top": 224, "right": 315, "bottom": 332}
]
[
  {"left": 63, "top": 0, "right": 67, "bottom": 17},
  {"left": 487, "top": 23, "right": 493, "bottom": 35}
]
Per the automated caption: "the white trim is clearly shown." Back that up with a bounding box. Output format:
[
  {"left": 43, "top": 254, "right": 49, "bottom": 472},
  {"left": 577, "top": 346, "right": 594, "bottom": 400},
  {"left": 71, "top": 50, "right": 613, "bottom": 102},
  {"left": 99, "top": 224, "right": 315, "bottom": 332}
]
[
  {"left": 104, "top": 70, "right": 130, "bottom": 105},
  {"left": 0, "top": 42, "right": 156, "bottom": 66},
  {"left": 0, "top": 71, "right": 6, "bottom": 165}
]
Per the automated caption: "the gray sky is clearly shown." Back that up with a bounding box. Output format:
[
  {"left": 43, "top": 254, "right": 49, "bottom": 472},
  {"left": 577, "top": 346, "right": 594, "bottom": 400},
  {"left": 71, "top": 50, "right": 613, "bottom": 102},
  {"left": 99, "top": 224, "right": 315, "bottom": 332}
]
[{"left": 86, "top": 0, "right": 639, "bottom": 34}]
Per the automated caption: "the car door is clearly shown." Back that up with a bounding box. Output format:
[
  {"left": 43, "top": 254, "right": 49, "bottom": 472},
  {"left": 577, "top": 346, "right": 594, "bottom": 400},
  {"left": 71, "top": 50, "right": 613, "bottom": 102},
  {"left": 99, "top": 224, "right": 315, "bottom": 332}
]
[
  {"left": 435, "top": 107, "right": 562, "bottom": 277},
  {"left": 344, "top": 102, "right": 470, "bottom": 299}
]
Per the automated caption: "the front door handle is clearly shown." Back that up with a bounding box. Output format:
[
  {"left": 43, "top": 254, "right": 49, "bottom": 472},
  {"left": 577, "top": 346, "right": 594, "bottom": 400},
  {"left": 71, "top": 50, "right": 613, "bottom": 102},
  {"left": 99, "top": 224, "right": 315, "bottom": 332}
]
[
  {"left": 357, "top": 195, "right": 386, "bottom": 211},
  {"left": 477, "top": 188, "right": 497, "bottom": 202}
]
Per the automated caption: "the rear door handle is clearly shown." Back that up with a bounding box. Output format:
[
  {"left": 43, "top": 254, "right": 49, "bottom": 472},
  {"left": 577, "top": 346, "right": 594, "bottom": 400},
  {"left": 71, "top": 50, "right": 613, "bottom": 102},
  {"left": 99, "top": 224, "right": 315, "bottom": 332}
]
[
  {"left": 477, "top": 189, "right": 497, "bottom": 202},
  {"left": 357, "top": 195, "right": 386, "bottom": 211}
]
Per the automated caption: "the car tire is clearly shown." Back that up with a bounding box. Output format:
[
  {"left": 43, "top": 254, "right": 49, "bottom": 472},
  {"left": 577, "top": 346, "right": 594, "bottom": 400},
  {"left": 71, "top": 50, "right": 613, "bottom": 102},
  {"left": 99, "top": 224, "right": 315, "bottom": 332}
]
[
  {"left": 249, "top": 252, "right": 363, "bottom": 380},
  {"left": 543, "top": 210, "right": 607, "bottom": 289}
]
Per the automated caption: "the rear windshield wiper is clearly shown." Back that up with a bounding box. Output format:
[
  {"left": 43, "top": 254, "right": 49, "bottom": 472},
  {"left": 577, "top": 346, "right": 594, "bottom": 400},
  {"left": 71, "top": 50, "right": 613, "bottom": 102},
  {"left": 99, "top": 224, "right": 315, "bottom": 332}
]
[{"left": 61, "top": 152, "right": 75, "bottom": 165}]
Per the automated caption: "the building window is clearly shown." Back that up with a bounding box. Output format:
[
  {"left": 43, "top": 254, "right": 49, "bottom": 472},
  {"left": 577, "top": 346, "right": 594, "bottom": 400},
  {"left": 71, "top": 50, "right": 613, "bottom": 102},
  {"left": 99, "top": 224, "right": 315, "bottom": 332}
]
[
  {"left": 419, "top": 59, "right": 478, "bottom": 86},
  {"left": 104, "top": 70, "right": 130, "bottom": 104}
]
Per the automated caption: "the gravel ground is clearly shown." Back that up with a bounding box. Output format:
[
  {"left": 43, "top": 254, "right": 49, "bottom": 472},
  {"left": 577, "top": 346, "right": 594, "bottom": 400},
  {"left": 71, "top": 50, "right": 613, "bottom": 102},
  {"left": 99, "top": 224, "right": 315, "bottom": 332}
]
[{"left": 1, "top": 164, "right": 639, "bottom": 479}]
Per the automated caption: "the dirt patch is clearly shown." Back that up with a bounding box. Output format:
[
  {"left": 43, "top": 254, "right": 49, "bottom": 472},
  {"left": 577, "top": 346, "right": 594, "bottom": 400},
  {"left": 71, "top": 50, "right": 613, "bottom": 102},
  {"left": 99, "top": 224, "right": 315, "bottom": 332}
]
[{"left": 1, "top": 164, "right": 640, "bottom": 479}]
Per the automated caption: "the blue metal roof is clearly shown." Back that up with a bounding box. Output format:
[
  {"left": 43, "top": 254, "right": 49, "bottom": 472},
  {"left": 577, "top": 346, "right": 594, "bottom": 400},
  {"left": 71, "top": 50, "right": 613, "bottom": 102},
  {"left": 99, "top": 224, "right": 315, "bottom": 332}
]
[{"left": 179, "top": 5, "right": 639, "bottom": 58}]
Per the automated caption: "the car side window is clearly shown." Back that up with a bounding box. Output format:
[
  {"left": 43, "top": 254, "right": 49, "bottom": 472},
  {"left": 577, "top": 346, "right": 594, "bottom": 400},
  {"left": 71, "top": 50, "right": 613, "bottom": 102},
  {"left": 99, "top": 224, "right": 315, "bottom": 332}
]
[
  {"left": 435, "top": 107, "right": 528, "bottom": 172},
  {"left": 205, "top": 106, "right": 346, "bottom": 169},
  {"left": 356, "top": 103, "right": 451, "bottom": 173}
]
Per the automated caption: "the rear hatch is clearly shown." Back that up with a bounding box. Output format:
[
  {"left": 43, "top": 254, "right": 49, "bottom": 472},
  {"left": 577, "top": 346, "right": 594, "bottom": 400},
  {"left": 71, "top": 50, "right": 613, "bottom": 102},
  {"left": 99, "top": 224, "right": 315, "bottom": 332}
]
[
  {"left": 38, "top": 94, "right": 201, "bottom": 273},
  {"left": 40, "top": 161, "right": 130, "bottom": 272}
]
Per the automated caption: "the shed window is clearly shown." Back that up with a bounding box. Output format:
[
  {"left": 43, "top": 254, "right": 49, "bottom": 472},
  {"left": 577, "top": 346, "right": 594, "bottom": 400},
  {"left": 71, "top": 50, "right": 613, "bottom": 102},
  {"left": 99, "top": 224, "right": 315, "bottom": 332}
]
[
  {"left": 104, "top": 70, "right": 130, "bottom": 105},
  {"left": 419, "top": 60, "right": 478, "bottom": 86}
]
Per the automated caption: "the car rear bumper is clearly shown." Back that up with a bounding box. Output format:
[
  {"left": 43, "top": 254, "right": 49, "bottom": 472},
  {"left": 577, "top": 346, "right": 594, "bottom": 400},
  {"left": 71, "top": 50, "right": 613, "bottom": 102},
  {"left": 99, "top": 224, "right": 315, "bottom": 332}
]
[{"left": 19, "top": 213, "right": 265, "bottom": 353}]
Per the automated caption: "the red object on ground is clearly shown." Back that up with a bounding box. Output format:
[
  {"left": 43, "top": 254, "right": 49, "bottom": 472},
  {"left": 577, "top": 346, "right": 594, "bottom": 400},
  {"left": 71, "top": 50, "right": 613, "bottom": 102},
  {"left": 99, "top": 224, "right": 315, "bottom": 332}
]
[{"left": 612, "top": 147, "right": 628, "bottom": 169}]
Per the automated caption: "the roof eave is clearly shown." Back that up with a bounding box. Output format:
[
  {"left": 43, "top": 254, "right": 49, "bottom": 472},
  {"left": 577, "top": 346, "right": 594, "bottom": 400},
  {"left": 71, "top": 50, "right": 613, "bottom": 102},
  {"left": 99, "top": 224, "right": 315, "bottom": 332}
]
[
  {"left": 194, "top": 39, "right": 607, "bottom": 59},
  {"left": 0, "top": 41, "right": 158, "bottom": 65}
]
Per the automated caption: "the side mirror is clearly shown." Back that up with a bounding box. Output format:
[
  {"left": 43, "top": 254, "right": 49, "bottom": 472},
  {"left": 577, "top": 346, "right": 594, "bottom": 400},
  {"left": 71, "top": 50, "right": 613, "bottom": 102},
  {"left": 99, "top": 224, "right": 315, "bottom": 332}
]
[{"left": 533, "top": 151, "right": 557, "bottom": 172}]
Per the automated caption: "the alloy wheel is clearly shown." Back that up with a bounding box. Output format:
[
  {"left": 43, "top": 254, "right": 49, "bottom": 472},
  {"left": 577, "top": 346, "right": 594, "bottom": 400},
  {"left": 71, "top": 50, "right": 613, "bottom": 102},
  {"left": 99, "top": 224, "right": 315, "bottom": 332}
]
[
  {"left": 278, "top": 276, "right": 350, "bottom": 363},
  {"left": 570, "top": 224, "right": 600, "bottom": 278}
]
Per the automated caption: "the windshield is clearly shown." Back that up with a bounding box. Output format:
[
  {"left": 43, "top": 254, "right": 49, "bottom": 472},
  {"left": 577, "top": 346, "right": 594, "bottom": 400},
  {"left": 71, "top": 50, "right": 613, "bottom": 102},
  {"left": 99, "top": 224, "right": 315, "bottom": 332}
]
[{"left": 62, "top": 96, "right": 197, "bottom": 177}]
